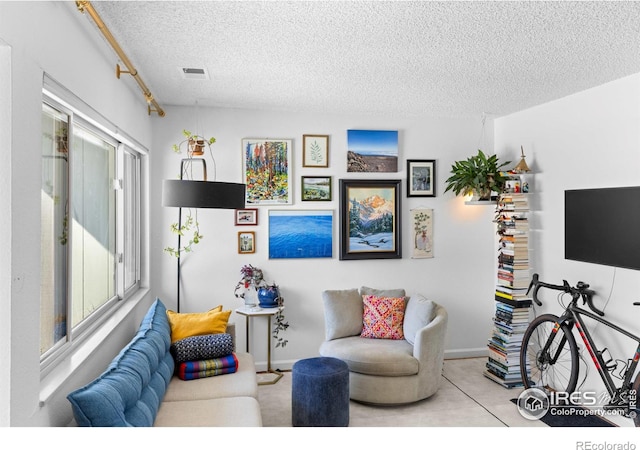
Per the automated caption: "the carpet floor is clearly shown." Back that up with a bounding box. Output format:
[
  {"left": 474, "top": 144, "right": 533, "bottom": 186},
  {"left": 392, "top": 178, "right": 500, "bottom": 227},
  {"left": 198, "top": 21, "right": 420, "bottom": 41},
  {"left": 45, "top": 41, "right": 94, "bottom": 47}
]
[{"left": 257, "top": 357, "right": 635, "bottom": 428}]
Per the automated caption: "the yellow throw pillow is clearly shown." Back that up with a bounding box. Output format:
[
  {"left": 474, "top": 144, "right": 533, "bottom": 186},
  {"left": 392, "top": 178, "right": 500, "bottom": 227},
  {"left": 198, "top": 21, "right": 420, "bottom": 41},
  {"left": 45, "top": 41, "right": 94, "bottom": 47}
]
[{"left": 166, "top": 306, "right": 231, "bottom": 343}]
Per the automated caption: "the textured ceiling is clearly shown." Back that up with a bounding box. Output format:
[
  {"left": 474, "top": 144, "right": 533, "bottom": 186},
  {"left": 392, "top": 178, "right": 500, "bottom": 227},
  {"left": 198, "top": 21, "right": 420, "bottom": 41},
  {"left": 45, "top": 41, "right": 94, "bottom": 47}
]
[{"left": 87, "top": 1, "right": 640, "bottom": 118}]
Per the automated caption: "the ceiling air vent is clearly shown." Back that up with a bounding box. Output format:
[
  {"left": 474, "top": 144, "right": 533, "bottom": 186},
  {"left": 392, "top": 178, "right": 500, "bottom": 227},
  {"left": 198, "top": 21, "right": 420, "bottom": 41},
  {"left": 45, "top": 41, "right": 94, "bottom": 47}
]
[{"left": 179, "top": 67, "right": 210, "bottom": 80}]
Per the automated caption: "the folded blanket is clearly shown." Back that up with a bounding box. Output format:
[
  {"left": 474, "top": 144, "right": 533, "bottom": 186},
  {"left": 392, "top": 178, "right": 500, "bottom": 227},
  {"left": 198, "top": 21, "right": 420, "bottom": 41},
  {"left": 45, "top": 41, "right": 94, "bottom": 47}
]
[{"left": 177, "top": 353, "right": 239, "bottom": 380}]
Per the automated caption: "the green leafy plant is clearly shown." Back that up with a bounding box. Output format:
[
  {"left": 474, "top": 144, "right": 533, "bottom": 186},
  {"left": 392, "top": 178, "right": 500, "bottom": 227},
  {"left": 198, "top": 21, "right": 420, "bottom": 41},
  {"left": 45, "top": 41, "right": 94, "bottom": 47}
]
[
  {"left": 444, "top": 150, "right": 511, "bottom": 201},
  {"left": 171, "top": 129, "right": 216, "bottom": 155},
  {"left": 164, "top": 129, "right": 215, "bottom": 258},
  {"left": 233, "top": 265, "right": 290, "bottom": 348},
  {"left": 164, "top": 213, "right": 203, "bottom": 257},
  {"left": 273, "top": 297, "right": 289, "bottom": 348}
]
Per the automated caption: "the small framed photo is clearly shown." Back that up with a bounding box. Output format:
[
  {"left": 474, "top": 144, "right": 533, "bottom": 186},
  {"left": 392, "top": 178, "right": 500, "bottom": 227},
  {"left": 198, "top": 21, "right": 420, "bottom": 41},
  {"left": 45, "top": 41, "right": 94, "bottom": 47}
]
[
  {"left": 301, "top": 176, "right": 332, "bottom": 201},
  {"left": 407, "top": 159, "right": 436, "bottom": 197},
  {"left": 238, "top": 231, "right": 256, "bottom": 254},
  {"left": 235, "top": 208, "right": 258, "bottom": 226},
  {"left": 302, "top": 134, "right": 329, "bottom": 168}
]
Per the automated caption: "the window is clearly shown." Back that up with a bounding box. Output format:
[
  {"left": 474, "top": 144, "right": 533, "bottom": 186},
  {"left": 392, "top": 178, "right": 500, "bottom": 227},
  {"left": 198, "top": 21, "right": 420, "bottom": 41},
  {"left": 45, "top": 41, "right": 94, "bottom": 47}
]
[{"left": 40, "top": 85, "right": 144, "bottom": 368}]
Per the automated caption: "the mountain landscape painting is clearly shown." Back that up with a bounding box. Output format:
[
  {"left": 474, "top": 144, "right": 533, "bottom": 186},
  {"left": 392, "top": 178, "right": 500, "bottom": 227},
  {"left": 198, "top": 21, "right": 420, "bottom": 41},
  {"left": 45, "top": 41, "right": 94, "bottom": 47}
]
[
  {"left": 347, "top": 129, "right": 398, "bottom": 172},
  {"left": 340, "top": 180, "right": 401, "bottom": 260}
]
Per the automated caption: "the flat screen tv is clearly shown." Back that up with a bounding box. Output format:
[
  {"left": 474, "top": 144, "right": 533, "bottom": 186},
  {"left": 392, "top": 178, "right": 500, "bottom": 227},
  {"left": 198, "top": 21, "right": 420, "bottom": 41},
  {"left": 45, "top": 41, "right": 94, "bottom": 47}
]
[{"left": 565, "top": 186, "right": 640, "bottom": 271}]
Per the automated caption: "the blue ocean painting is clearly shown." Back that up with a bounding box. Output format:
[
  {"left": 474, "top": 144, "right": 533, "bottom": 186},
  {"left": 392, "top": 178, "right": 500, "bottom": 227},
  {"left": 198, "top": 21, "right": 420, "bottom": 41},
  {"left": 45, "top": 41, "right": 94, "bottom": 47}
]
[
  {"left": 347, "top": 130, "right": 398, "bottom": 157},
  {"left": 269, "top": 210, "right": 333, "bottom": 259}
]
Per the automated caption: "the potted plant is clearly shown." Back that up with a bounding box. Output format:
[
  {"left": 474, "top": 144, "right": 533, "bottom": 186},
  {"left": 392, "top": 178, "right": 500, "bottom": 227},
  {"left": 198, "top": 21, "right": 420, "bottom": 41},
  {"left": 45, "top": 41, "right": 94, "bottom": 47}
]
[
  {"left": 163, "top": 129, "right": 216, "bottom": 257},
  {"left": 171, "top": 129, "right": 216, "bottom": 157},
  {"left": 444, "top": 150, "right": 511, "bottom": 201},
  {"left": 234, "top": 265, "right": 289, "bottom": 347}
]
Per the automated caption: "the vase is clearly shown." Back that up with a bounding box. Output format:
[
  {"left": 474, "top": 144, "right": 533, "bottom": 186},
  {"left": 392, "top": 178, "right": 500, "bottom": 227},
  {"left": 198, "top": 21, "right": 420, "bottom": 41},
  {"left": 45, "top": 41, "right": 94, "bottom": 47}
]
[
  {"left": 244, "top": 289, "right": 259, "bottom": 310},
  {"left": 257, "top": 287, "right": 279, "bottom": 308}
]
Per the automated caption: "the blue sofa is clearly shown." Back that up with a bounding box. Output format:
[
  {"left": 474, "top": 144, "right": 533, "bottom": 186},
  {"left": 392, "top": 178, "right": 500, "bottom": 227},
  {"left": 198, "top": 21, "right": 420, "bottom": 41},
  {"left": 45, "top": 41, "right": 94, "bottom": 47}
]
[{"left": 67, "top": 298, "right": 262, "bottom": 426}]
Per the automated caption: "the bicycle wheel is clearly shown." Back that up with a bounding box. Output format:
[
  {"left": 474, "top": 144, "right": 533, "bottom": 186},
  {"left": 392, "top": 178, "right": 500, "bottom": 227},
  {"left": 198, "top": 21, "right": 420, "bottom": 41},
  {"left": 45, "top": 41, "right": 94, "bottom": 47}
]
[{"left": 520, "top": 313, "right": 579, "bottom": 394}]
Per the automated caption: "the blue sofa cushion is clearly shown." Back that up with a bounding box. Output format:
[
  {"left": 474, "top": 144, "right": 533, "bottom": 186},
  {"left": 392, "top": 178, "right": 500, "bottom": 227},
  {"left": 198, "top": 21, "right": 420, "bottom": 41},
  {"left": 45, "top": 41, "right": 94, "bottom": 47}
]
[{"left": 67, "top": 298, "right": 175, "bottom": 426}]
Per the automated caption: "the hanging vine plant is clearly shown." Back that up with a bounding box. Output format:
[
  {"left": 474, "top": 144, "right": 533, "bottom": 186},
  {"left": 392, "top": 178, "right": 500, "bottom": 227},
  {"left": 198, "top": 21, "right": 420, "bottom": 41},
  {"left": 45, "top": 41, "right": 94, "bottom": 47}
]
[
  {"left": 163, "top": 129, "right": 215, "bottom": 258},
  {"left": 164, "top": 212, "right": 203, "bottom": 258}
]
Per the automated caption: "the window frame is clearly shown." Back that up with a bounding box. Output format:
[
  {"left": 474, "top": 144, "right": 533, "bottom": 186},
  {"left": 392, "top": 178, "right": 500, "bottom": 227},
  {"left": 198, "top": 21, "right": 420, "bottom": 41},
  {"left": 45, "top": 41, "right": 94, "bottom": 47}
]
[{"left": 40, "top": 81, "right": 146, "bottom": 374}]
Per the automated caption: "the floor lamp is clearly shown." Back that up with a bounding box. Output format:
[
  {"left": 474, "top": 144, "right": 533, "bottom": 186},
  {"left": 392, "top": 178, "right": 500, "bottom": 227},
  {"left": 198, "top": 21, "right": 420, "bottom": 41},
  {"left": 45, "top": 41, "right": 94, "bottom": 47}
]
[{"left": 162, "top": 158, "right": 245, "bottom": 312}]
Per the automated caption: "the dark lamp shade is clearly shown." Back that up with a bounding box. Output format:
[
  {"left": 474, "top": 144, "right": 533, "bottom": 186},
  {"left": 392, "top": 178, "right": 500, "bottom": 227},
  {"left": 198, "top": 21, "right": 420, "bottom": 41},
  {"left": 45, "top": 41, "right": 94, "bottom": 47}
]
[{"left": 162, "top": 179, "right": 246, "bottom": 209}]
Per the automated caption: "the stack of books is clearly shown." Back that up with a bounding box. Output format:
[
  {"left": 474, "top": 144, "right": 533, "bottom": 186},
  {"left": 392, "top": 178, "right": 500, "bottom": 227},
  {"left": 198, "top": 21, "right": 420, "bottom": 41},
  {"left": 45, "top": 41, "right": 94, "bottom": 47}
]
[
  {"left": 486, "top": 185, "right": 533, "bottom": 388},
  {"left": 484, "top": 302, "right": 530, "bottom": 387},
  {"left": 495, "top": 193, "right": 532, "bottom": 305}
]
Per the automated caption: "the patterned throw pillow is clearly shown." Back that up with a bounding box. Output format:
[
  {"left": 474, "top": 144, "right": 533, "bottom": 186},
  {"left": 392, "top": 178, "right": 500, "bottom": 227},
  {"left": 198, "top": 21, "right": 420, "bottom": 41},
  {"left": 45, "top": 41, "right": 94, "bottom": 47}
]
[
  {"left": 170, "top": 333, "right": 234, "bottom": 364},
  {"left": 361, "top": 295, "right": 406, "bottom": 339}
]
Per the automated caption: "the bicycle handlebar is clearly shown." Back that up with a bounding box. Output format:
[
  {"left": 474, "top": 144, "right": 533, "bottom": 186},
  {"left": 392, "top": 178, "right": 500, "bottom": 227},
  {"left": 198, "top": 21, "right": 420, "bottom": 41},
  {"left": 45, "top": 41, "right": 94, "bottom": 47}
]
[{"left": 527, "top": 273, "right": 604, "bottom": 316}]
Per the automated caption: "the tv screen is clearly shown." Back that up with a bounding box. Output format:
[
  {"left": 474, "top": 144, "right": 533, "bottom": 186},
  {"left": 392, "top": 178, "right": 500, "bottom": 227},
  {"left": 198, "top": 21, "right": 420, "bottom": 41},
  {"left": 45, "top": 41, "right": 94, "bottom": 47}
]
[{"left": 565, "top": 186, "right": 640, "bottom": 271}]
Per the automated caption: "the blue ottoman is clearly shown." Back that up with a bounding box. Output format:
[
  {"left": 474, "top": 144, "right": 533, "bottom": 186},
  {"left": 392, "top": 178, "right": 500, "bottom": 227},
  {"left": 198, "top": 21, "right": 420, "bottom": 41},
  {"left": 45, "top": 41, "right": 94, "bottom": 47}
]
[{"left": 292, "top": 356, "right": 349, "bottom": 427}]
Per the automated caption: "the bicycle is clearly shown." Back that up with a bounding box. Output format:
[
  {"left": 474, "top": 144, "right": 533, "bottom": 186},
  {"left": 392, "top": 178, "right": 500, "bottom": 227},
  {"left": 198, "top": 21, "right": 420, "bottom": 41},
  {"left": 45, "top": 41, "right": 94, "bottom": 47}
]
[{"left": 519, "top": 273, "right": 640, "bottom": 425}]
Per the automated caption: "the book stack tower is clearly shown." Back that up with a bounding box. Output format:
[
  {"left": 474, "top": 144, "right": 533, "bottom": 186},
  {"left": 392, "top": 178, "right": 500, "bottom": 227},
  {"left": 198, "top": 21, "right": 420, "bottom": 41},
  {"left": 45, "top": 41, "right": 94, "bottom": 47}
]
[{"left": 484, "top": 174, "right": 533, "bottom": 388}]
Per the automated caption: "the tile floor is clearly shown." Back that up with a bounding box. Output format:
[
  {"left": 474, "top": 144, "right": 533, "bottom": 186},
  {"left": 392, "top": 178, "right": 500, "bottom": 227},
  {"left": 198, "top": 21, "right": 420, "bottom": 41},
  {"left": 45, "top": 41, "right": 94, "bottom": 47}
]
[{"left": 257, "top": 357, "right": 636, "bottom": 428}]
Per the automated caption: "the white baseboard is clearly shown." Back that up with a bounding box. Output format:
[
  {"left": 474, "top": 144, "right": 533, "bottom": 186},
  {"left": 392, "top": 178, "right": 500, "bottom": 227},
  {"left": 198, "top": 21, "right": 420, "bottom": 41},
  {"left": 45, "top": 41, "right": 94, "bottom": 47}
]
[{"left": 254, "top": 359, "right": 296, "bottom": 373}]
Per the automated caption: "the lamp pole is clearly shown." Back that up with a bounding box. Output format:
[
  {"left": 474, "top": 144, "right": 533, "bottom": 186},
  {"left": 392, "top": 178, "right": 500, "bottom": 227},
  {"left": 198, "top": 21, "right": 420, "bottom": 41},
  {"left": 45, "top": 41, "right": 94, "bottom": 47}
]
[{"left": 176, "top": 204, "right": 182, "bottom": 312}]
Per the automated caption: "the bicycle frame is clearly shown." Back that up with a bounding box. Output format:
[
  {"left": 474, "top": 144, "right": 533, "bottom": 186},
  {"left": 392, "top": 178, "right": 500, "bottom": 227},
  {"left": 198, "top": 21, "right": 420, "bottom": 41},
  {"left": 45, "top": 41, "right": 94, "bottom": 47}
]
[{"left": 557, "top": 301, "right": 640, "bottom": 401}]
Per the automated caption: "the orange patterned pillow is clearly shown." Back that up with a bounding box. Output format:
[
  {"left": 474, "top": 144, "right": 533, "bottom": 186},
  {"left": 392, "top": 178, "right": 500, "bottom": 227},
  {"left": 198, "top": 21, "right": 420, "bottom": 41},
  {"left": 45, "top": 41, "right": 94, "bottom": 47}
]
[{"left": 361, "top": 295, "right": 405, "bottom": 339}]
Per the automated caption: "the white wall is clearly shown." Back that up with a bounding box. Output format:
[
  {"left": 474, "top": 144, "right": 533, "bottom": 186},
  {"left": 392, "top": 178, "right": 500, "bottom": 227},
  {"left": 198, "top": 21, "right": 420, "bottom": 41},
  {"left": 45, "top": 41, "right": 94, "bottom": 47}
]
[
  {"left": 0, "top": 2, "right": 154, "bottom": 426},
  {"left": 495, "top": 73, "right": 640, "bottom": 396},
  {"left": 0, "top": 40, "right": 12, "bottom": 428},
  {"left": 150, "top": 106, "right": 503, "bottom": 370}
]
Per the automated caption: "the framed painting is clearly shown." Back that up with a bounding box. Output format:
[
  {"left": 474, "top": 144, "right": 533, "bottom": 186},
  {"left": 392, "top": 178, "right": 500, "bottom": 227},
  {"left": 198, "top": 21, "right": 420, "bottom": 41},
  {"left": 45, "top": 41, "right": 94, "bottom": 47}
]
[
  {"left": 242, "top": 138, "right": 292, "bottom": 205},
  {"left": 238, "top": 231, "right": 256, "bottom": 254},
  {"left": 347, "top": 129, "right": 398, "bottom": 172},
  {"left": 302, "top": 134, "right": 329, "bottom": 167},
  {"left": 407, "top": 159, "right": 436, "bottom": 197},
  {"left": 268, "top": 210, "right": 333, "bottom": 259},
  {"left": 235, "top": 208, "right": 258, "bottom": 226},
  {"left": 410, "top": 208, "right": 433, "bottom": 259},
  {"left": 301, "top": 176, "right": 332, "bottom": 201},
  {"left": 339, "top": 179, "right": 401, "bottom": 260}
]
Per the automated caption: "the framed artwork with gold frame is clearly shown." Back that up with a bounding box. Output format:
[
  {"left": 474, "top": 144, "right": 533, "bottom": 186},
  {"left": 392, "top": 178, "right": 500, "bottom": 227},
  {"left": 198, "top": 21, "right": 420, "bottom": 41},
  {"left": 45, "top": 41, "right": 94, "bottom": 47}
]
[
  {"left": 238, "top": 231, "right": 256, "bottom": 254},
  {"left": 302, "top": 134, "right": 329, "bottom": 168}
]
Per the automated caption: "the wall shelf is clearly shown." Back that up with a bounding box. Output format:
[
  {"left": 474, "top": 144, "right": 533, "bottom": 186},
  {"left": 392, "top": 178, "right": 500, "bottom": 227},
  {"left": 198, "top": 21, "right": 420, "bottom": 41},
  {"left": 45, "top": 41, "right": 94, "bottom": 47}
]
[{"left": 464, "top": 199, "right": 496, "bottom": 205}]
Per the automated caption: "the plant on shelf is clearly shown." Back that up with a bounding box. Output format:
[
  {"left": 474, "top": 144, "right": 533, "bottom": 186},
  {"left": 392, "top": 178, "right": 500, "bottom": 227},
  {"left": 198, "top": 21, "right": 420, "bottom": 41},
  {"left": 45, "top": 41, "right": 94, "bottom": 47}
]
[
  {"left": 444, "top": 149, "right": 511, "bottom": 201},
  {"left": 233, "top": 264, "right": 289, "bottom": 348},
  {"left": 164, "top": 129, "right": 216, "bottom": 258}
]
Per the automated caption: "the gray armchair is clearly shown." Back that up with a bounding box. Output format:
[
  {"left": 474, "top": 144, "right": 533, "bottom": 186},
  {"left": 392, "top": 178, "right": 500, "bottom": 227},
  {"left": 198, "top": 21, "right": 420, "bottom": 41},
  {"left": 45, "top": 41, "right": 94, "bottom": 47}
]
[{"left": 319, "top": 287, "right": 448, "bottom": 405}]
